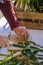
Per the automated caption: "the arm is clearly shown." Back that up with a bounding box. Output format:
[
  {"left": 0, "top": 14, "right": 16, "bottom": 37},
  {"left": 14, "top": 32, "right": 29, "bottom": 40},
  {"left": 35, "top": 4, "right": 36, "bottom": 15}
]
[
  {"left": 0, "top": 0, "right": 19, "bottom": 30},
  {"left": 0, "top": 0, "right": 29, "bottom": 40}
]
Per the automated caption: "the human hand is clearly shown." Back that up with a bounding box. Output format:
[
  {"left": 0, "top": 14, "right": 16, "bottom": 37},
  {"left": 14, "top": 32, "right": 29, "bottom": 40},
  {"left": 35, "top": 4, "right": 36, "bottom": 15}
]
[
  {"left": 13, "top": 26, "right": 29, "bottom": 40},
  {"left": 0, "top": 35, "right": 9, "bottom": 47}
]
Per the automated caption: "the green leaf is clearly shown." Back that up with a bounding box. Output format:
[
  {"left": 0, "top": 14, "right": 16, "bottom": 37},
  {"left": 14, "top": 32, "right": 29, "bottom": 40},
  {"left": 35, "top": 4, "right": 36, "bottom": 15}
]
[
  {"left": 30, "top": 46, "right": 40, "bottom": 54},
  {"left": 22, "top": 48, "right": 37, "bottom": 60}
]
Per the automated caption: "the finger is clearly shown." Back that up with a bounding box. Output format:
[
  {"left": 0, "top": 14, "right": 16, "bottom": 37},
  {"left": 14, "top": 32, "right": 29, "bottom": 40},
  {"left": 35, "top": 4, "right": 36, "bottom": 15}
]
[
  {"left": 17, "top": 32, "right": 22, "bottom": 39},
  {"left": 23, "top": 30, "right": 28, "bottom": 40},
  {"left": 17, "top": 32, "right": 24, "bottom": 40},
  {"left": 26, "top": 30, "right": 29, "bottom": 40},
  {"left": 21, "top": 34, "right": 25, "bottom": 40}
]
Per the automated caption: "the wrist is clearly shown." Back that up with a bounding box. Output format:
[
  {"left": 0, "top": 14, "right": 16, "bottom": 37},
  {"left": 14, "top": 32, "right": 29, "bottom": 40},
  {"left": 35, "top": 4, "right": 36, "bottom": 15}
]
[
  {"left": 13, "top": 26, "right": 26, "bottom": 32},
  {"left": 17, "top": 26, "right": 26, "bottom": 29}
]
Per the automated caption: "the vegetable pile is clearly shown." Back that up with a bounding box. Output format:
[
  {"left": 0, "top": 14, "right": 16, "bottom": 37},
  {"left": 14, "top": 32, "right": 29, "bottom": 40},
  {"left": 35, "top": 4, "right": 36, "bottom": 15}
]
[
  {"left": 0, "top": 41, "right": 43, "bottom": 65},
  {"left": 13, "top": 0, "right": 43, "bottom": 13}
]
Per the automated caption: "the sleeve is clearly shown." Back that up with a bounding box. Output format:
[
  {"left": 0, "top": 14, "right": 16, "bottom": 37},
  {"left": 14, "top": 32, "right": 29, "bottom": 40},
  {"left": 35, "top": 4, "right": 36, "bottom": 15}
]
[{"left": 0, "top": 0, "right": 19, "bottom": 30}]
